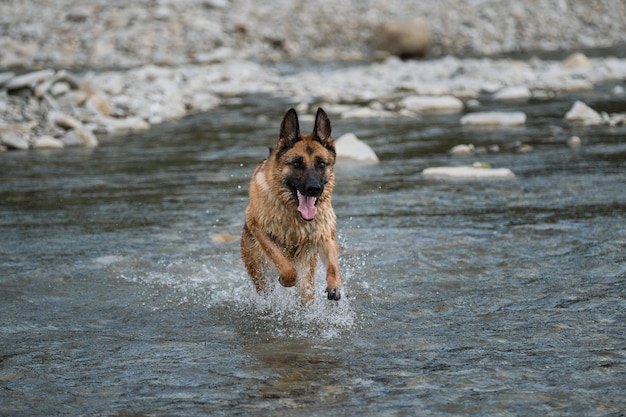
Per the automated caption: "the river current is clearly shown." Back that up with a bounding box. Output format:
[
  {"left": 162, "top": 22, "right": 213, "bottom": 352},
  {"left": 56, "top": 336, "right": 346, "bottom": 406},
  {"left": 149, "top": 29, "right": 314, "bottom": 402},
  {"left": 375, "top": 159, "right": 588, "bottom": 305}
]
[{"left": 1, "top": 84, "right": 625, "bottom": 415}]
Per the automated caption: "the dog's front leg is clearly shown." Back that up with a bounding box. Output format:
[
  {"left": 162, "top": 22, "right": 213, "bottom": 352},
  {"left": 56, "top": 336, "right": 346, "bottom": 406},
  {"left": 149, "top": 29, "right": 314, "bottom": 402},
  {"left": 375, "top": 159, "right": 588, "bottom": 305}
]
[
  {"left": 247, "top": 224, "right": 298, "bottom": 287},
  {"left": 319, "top": 236, "right": 342, "bottom": 300}
]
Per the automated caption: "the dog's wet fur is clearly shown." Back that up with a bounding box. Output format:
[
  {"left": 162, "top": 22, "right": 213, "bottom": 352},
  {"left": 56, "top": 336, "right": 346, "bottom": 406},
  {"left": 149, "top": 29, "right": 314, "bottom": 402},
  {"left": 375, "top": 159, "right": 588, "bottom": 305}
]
[{"left": 240, "top": 108, "right": 342, "bottom": 303}]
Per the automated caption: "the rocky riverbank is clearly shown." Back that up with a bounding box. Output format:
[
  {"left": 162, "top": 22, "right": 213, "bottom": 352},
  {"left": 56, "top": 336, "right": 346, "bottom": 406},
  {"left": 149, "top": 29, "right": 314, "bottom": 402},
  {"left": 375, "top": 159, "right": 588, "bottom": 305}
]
[
  {"left": 1, "top": 1, "right": 626, "bottom": 151},
  {"left": 2, "top": 52, "right": 626, "bottom": 151}
]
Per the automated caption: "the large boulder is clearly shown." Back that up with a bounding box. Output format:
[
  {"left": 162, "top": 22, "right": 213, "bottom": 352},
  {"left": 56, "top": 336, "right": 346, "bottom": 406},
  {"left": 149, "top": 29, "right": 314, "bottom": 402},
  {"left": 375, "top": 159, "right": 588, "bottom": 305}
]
[{"left": 372, "top": 18, "right": 432, "bottom": 58}]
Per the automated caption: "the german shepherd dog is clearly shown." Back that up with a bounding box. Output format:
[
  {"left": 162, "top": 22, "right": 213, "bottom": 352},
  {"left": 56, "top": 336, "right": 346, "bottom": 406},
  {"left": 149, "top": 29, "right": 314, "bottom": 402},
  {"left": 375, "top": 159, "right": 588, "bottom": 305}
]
[{"left": 240, "top": 107, "right": 342, "bottom": 303}]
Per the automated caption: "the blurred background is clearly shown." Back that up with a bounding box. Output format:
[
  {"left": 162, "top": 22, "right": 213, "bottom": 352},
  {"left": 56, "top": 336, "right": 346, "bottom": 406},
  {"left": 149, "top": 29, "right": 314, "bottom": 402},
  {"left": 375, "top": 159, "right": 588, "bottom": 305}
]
[{"left": 2, "top": 0, "right": 625, "bottom": 69}]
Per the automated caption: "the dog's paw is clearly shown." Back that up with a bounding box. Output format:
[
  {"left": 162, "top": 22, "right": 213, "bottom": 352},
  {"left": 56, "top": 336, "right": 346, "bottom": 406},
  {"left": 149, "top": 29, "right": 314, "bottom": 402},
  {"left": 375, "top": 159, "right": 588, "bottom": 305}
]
[
  {"left": 278, "top": 269, "right": 297, "bottom": 287},
  {"left": 325, "top": 287, "right": 341, "bottom": 301}
]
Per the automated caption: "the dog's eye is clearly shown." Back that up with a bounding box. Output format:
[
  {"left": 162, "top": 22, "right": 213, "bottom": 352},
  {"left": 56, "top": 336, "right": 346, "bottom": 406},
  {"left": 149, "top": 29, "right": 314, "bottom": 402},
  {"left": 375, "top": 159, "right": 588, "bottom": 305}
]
[
  {"left": 290, "top": 158, "right": 304, "bottom": 169},
  {"left": 316, "top": 158, "right": 327, "bottom": 169}
]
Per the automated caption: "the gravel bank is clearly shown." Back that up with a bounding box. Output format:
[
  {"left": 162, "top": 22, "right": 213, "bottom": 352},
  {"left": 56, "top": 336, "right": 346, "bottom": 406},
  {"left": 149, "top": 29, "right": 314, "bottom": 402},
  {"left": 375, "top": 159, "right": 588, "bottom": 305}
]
[
  {"left": 2, "top": 0, "right": 625, "bottom": 68},
  {"left": 1, "top": 1, "right": 625, "bottom": 151}
]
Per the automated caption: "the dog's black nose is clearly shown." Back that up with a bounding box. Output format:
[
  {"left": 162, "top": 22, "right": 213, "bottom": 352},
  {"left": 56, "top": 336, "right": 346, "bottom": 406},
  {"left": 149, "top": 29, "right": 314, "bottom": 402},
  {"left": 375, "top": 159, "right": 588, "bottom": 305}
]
[{"left": 305, "top": 184, "right": 322, "bottom": 196}]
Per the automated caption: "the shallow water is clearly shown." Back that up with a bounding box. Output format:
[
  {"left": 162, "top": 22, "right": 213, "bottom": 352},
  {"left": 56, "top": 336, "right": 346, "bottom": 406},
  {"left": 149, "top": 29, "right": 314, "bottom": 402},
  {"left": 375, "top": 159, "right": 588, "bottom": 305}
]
[{"left": 1, "top": 85, "right": 625, "bottom": 416}]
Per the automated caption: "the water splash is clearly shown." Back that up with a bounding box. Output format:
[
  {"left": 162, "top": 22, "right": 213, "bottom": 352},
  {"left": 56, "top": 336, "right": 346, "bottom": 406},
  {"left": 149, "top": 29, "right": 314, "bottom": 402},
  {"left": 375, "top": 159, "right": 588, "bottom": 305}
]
[{"left": 118, "top": 251, "right": 358, "bottom": 339}]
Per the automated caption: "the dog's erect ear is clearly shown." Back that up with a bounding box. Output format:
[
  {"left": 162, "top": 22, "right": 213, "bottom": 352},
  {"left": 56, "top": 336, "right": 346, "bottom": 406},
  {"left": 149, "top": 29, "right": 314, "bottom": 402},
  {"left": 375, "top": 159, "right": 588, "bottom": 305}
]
[
  {"left": 277, "top": 108, "right": 300, "bottom": 150},
  {"left": 313, "top": 107, "right": 333, "bottom": 149}
]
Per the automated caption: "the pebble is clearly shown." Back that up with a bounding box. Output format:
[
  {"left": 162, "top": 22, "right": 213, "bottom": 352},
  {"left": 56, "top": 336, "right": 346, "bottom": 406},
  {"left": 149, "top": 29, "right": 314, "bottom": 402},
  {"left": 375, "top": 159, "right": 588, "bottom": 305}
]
[
  {"left": 188, "top": 93, "right": 221, "bottom": 113},
  {"left": 561, "top": 52, "right": 592, "bottom": 70},
  {"left": 0, "top": 130, "right": 29, "bottom": 150},
  {"left": 340, "top": 107, "right": 394, "bottom": 119},
  {"left": 211, "top": 233, "right": 237, "bottom": 244},
  {"left": 48, "top": 110, "right": 83, "bottom": 130},
  {"left": 32, "top": 135, "right": 65, "bottom": 149},
  {"left": 564, "top": 101, "right": 604, "bottom": 125},
  {"left": 567, "top": 136, "right": 582, "bottom": 147},
  {"left": 422, "top": 166, "right": 515, "bottom": 179},
  {"left": 75, "top": 128, "right": 99, "bottom": 148},
  {"left": 493, "top": 86, "right": 531, "bottom": 100},
  {"left": 95, "top": 116, "right": 150, "bottom": 134},
  {"left": 400, "top": 95, "right": 464, "bottom": 113},
  {"left": 4, "top": 69, "right": 55, "bottom": 91},
  {"left": 335, "top": 133, "right": 379, "bottom": 163},
  {"left": 449, "top": 144, "right": 475, "bottom": 155},
  {"left": 460, "top": 111, "right": 526, "bottom": 126},
  {"left": 60, "top": 130, "right": 84, "bottom": 147}
]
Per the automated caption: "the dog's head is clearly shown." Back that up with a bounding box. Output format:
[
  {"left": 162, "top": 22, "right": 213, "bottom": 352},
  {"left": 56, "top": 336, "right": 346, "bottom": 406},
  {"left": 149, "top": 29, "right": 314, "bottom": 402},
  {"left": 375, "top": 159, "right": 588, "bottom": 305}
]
[{"left": 272, "top": 107, "right": 336, "bottom": 221}]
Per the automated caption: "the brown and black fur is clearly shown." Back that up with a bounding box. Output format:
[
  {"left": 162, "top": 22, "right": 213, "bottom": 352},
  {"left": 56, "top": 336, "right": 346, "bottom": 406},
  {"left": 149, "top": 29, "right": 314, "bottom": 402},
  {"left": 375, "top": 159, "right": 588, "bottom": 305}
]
[{"left": 240, "top": 107, "right": 342, "bottom": 303}]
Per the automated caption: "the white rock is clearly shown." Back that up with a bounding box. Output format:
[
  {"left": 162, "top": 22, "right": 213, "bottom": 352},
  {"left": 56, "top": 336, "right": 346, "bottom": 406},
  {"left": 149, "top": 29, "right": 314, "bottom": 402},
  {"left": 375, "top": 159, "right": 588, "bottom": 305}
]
[
  {"left": 449, "top": 144, "right": 475, "bottom": 155},
  {"left": 460, "top": 111, "right": 526, "bottom": 126},
  {"left": 422, "top": 166, "right": 515, "bottom": 179},
  {"left": 335, "top": 133, "right": 379, "bottom": 163},
  {"left": 188, "top": 93, "right": 220, "bottom": 112},
  {"left": 5, "top": 69, "right": 55, "bottom": 90},
  {"left": 607, "top": 112, "right": 626, "bottom": 126},
  {"left": 564, "top": 101, "right": 604, "bottom": 125},
  {"left": 60, "top": 130, "right": 83, "bottom": 147},
  {"left": 32, "top": 135, "right": 64, "bottom": 149},
  {"left": 97, "top": 116, "right": 150, "bottom": 133},
  {"left": 48, "top": 110, "right": 83, "bottom": 130},
  {"left": 567, "top": 136, "right": 582, "bottom": 147},
  {"left": 493, "top": 86, "right": 531, "bottom": 100},
  {"left": 99, "top": 73, "right": 126, "bottom": 95},
  {"left": 75, "top": 127, "right": 98, "bottom": 147},
  {"left": 86, "top": 93, "right": 113, "bottom": 116},
  {"left": 194, "top": 47, "right": 236, "bottom": 64},
  {"left": 50, "top": 81, "right": 71, "bottom": 96},
  {"left": 400, "top": 95, "right": 464, "bottom": 113},
  {"left": 0, "top": 130, "right": 29, "bottom": 150},
  {"left": 340, "top": 107, "right": 394, "bottom": 119},
  {"left": 561, "top": 52, "right": 591, "bottom": 70}
]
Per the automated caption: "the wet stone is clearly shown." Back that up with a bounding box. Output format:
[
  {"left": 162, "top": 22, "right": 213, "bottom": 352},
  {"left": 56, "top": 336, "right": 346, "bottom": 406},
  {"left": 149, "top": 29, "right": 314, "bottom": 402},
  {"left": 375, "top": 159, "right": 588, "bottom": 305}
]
[
  {"left": 0, "top": 130, "right": 30, "bottom": 150},
  {"left": 60, "top": 130, "right": 84, "bottom": 147},
  {"left": 460, "top": 111, "right": 527, "bottom": 126},
  {"left": 565, "top": 101, "right": 604, "bottom": 125},
  {"left": 335, "top": 133, "right": 379, "bottom": 163},
  {"left": 400, "top": 95, "right": 464, "bottom": 113},
  {"left": 32, "top": 135, "right": 64, "bottom": 149}
]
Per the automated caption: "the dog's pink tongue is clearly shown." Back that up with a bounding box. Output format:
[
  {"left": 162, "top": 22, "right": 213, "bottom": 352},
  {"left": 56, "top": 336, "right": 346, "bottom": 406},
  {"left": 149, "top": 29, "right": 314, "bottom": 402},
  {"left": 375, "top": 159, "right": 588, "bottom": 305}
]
[{"left": 297, "top": 191, "right": 317, "bottom": 220}]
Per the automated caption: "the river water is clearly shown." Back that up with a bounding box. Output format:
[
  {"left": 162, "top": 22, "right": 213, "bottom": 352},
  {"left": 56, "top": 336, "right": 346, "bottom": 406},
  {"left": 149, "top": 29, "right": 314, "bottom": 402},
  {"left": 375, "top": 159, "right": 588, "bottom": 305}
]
[{"left": 1, "top": 84, "right": 625, "bottom": 415}]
